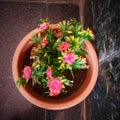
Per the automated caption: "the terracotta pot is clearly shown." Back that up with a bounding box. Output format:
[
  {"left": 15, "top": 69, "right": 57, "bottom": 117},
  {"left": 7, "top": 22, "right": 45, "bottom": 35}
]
[{"left": 12, "top": 24, "right": 98, "bottom": 110}]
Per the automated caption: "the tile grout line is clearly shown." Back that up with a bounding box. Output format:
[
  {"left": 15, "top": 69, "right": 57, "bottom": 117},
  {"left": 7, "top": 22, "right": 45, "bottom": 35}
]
[
  {"left": 2, "top": 0, "right": 47, "bottom": 3},
  {"left": 47, "top": 2, "right": 78, "bottom": 4},
  {"left": 78, "top": 0, "right": 85, "bottom": 23},
  {"left": 2, "top": 0, "right": 78, "bottom": 4},
  {"left": 46, "top": 0, "right": 78, "bottom": 4},
  {"left": 83, "top": 100, "right": 87, "bottom": 120},
  {"left": 44, "top": 109, "right": 47, "bottom": 120},
  {"left": 0, "top": 76, "right": 13, "bottom": 78},
  {"left": 79, "top": 0, "right": 87, "bottom": 120}
]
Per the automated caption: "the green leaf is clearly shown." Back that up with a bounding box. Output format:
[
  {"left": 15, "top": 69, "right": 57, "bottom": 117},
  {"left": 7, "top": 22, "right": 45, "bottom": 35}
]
[
  {"left": 69, "top": 69, "right": 74, "bottom": 79},
  {"left": 32, "top": 64, "right": 46, "bottom": 79},
  {"left": 80, "top": 49, "right": 88, "bottom": 55},
  {"left": 41, "top": 78, "right": 47, "bottom": 83},
  {"left": 31, "top": 33, "right": 41, "bottom": 44},
  {"left": 58, "top": 20, "right": 70, "bottom": 35},
  {"left": 16, "top": 78, "right": 26, "bottom": 88},
  {"left": 72, "top": 58, "right": 89, "bottom": 69},
  {"left": 75, "top": 49, "right": 88, "bottom": 56},
  {"left": 36, "top": 78, "right": 42, "bottom": 85},
  {"left": 61, "top": 78, "right": 73, "bottom": 87},
  {"left": 47, "top": 55, "right": 50, "bottom": 65},
  {"left": 39, "top": 18, "right": 49, "bottom": 23}
]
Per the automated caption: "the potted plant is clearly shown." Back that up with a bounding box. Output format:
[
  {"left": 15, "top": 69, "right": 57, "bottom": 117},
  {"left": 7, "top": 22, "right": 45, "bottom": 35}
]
[{"left": 12, "top": 19, "right": 98, "bottom": 110}]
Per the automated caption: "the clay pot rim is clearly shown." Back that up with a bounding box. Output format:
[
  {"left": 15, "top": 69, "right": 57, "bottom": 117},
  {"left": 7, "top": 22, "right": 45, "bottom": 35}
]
[{"left": 12, "top": 24, "right": 98, "bottom": 110}]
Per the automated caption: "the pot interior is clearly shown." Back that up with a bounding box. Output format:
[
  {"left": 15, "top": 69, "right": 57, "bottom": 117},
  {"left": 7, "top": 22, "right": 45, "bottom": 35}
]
[{"left": 18, "top": 42, "right": 89, "bottom": 100}]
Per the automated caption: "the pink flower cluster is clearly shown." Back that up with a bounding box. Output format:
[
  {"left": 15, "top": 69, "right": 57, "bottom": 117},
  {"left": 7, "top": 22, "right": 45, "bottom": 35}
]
[
  {"left": 48, "top": 77, "right": 62, "bottom": 96},
  {"left": 62, "top": 51, "right": 76, "bottom": 64},
  {"left": 39, "top": 22, "right": 49, "bottom": 32},
  {"left": 56, "top": 31, "right": 62, "bottom": 37},
  {"left": 23, "top": 66, "right": 31, "bottom": 79},
  {"left": 41, "top": 39, "right": 48, "bottom": 46},
  {"left": 59, "top": 42, "right": 69, "bottom": 51},
  {"left": 46, "top": 67, "right": 52, "bottom": 78},
  {"left": 46, "top": 67, "right": 62, "bottom": 96},
  {"left": 59, "top": 42, "right": 76, "bottom": 65}
]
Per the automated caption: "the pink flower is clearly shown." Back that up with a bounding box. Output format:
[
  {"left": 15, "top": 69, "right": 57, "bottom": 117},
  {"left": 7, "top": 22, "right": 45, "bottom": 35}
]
[
  {"left": 41, "top": 40, "right": 48, "bottom": 46},
  {"left": 50, "top": 90, "right": 60, "bottom": 96},
  {"left": 62, "top": 51, "right": 76, "bottom": 64},
  {"left": 48, "top": 77, "right": 62, "bottom": 91},
  {"left": 56, "top": 31, "right": 62, "bottom": 37},
  {"left": 46, "top": 67, "right": 52, "bottom": 78},
  {"left": 23, "top": 66, "right": 31, "bottom": 79},
  {"left": 39, "top": 22, "right": 49, "bottom": 32},
  {"left": 59, "top": 42, "right": 69, "bottom": 51}
]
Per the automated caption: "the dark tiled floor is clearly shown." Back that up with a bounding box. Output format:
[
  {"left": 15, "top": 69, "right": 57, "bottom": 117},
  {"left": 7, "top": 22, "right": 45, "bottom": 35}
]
[
  {"left": 47, "top": 3, "right": 79, "bottom": 23},
  {"left": 1, "top": 0, "right": 120, "bottom": 120},
  {"left": 0, "top": 1, "right": 47, "bottom": 77},
  {"left": 46, "top": 103, "right": 82, "bottom": 120},
  {"left": 0, "top": 2, "right": 47, "bottom": 120},
  {"left": 0, "top": 1, "right": 81, "bottom": 120}
]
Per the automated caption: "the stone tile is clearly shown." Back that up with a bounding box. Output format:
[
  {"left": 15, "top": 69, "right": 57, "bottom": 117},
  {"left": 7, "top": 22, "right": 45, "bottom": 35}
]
[
  {"left": 83, "top": 0, "right": 93, "bottom": 29},
  {"left": 47, "top": 3, "right": 80, "bottom": 23},
  {"left": 63, "top": 104, "right": 82, "bottom": 120},
  {"left": 46, "top": 103, "right": 82, "bottom": 120},
  {"left": 0, "top": 77, "right": 45, "bottom": 120},
  {"left": 0, "top": 1, "right": 47, "bottom": 118},
  {"left": 12, "top": 105, "right": 45, "bottom": 120},
  {"left": 46, "top": 110, "right": 64, "bottom": 120},
  {"left": 84, "top": 0, "right": 120, "bottom": 119},
  {"left": 0, "top": 1, "right": 46, "bottom": 77}
]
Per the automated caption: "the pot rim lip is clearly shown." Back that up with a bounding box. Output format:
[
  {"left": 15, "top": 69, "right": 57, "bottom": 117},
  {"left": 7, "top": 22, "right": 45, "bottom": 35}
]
[{"left": 12, "top": 25, "right": 98, "bottom": 110}]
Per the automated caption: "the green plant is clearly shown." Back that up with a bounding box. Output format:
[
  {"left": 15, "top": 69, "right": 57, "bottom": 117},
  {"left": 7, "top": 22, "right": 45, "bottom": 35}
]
[{"left": 16, "top": 18, "right": 95, "bottom": 96}]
